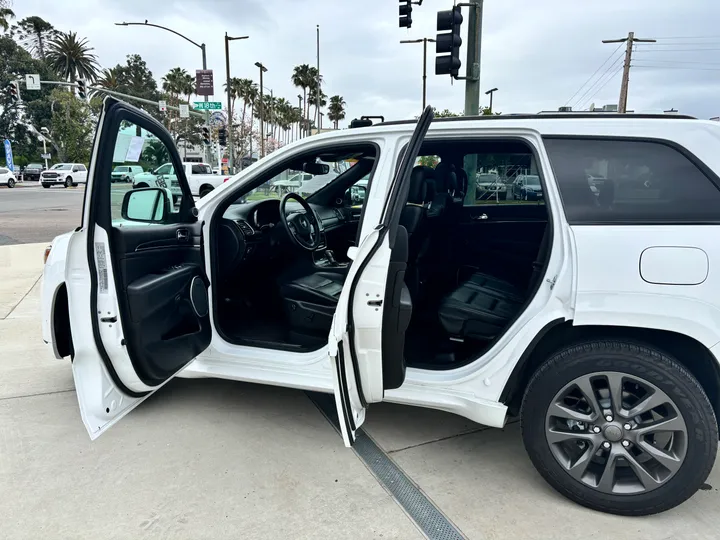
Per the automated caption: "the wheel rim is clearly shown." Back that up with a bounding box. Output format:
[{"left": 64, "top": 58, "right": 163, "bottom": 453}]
[
  {"left": 8, "top": 179, "right": 14, "bottom": 187},
  {"left": 545, "top": 371, "right": 687, "bottom": 495}
]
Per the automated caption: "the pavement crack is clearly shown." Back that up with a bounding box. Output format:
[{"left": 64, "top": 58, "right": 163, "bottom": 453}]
[
  {"left": 2, "top": 273, "right": 42, "bottom": 320},
  {"left": 0, "top": 388, "right": 75, "bottom": 402}
]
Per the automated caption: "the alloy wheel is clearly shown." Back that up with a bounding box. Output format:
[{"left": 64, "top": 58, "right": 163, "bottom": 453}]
[{"left": 545, "top": 371, "right": 687, "bottom": 495}]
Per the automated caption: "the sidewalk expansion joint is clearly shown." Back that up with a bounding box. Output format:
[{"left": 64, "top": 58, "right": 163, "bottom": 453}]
[{"left": 2, "top": 273, "right": 42, "bottom": 320}]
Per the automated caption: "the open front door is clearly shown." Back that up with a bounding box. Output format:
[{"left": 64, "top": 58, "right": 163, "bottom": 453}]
[
  {"left": 67, "top": 97, "right": 211, "bottom": 439},
  {"left": 330, "top": 106, "right": 434, "bottom": 446}
]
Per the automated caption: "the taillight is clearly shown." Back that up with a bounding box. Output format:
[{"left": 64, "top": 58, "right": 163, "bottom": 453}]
[
  {"left": 43, "top": 245, "right": 52, "bottom": 264},
  {"left": 223, "top": 177, "right": 230, "bottom": 183}
]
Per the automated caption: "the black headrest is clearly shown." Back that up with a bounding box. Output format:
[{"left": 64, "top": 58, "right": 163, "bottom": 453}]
[
  {"left": 408, "top": 166, "right": 428, "bottom": 204},
  {"left": 434, "top": 162, "right": 457, "bottom": 194}
]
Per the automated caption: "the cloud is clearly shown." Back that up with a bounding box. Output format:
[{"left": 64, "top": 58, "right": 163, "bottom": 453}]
[{"left": 13, "top": 0, "right": 720, "bottom": 124}]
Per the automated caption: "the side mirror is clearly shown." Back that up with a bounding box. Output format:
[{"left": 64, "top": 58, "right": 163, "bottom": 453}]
[{"left": 121, "top": 187, "right": 170, "bottom": 223}]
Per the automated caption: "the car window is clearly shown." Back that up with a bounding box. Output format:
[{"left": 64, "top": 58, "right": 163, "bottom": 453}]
[
  {"left": 0, "top": 168, "right": 7, "bottom": 174},
  {"left": 52, "top": 164, "right": 72, "bottom": 170},
  {"left": 244, "top": 158, "right": 352, "bottom": 204},
  {"left": 191, "top": 164, "right": 212, "bottom": 175},
  {"left": 545, "top": 137, "right": 720, "bottom": 224},
  {"left": 109, "top": 120, "right": 184, "bottom": 226}
]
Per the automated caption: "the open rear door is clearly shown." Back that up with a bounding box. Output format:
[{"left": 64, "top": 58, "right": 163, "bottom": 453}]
[
  {"left": 66, "top": 97, "right": 211, "bottom": 439},
  {"left": 330, "top": 106, "right": 434, "bottom": 446}
]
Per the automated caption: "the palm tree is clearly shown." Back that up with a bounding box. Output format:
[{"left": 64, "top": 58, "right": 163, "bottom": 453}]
[
  {"left": 291, "top": 64, "right": 313, "bottom": 132},
  {"left": 327, "top": 95, "right": 347, "bottom": 129},
  {"left": 10, "top": 16, "right": 58, "bottom": 59},
  {"left": 0, "top": 6, "right": 14, "bottom": 32},
  {"left": 46, "top": 31, "right": 101, "bottom": 83},
  {"left": 97, "top": 67, "right": 122, "bottom": 91},
  {"left": 308, "top": 88, "right": 327, "bottom": 130},
  {"left": 236, "top": 79, "right": 256, "bottom": 133},
  {"left": 162, "top": 67, "right": 192, "bottom": 134}
]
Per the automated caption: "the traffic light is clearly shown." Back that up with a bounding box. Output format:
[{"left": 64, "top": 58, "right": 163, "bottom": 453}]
[
  {"left": 201, "top": 126, "right": 211, "bottom": 146},
  {"left": 435, "top": 6, "right": 463, "bottom": 77},
  {"left": 399, "top": 0, "right": 412, "bottom": 28},
  {"left": 218, "top": 127, "right": 227, "bottom": 146},
  {"left": 5, "top": 81, "right": 19, "bottom": 103},
  {"left": 77, "top": 79, "right": 87, "bottom": 100}
]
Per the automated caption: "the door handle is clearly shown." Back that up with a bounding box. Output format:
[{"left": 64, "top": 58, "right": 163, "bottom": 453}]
[
  {"left": 176, "top": 228, "right": 189, "bottom": 241},
  {"left": 472, "top": 213, "right": 489, "bottom": 221}
]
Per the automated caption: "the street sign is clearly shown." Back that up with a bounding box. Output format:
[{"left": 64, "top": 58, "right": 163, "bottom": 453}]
[
  {"left": 193, "top": 101, "right": 222, "bottom": 111},
  {"left": 196, "top": 69, "right": 214, "bottom": 96},
  {"left": 179, "top": 104, "right": 189, "bottom": 118},
  {"left": 41, "top": 152, "right": 51, "bottom": 159},
  {"left": 25, "top": 74, "right": 41, "bottom": 90},
  {"left": 4, "top": 139, "right": 14, "bottom": 172},
  {"left": 159, "top": 100, "right": 167, "bottom": 112}
]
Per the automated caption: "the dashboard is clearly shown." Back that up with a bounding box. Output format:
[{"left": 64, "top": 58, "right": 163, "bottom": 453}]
[{"left": 216, "top": 198, "right": 356, "bottom": 280}]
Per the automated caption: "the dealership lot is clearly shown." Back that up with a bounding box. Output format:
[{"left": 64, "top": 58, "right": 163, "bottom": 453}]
[{"left": 2, "top": 204, "right": 720, "bottom": 538}]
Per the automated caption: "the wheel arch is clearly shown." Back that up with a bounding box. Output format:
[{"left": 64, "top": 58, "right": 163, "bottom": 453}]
[
  {"left": 199, "top": 184, "right": 214, "bottom": 196},
  {"left": 501, "top": 320, "right": 720, "bottom": 423},
  {"left": 51, "top": 283, "right": 74, "bottom": 359}
]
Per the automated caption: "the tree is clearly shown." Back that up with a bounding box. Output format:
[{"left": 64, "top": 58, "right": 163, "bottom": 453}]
[
  {"left": 141, "top": 140, "right": 170, "bottom": 169},
  {"left": 46, "top": 31, "right": 101, "bottom": 84},
  {"left": 327, "top": 95, "right": 346, "bottom": 129},
  {"left": 10, "top": 16, "right": 58, "bottom": 59},
  {"left": 0, "top": 5, "right": 13, "bottom": 32},
  {"left": 114, "top": 54, "right": 163, "bottom": 120},
  {"left": 46, "top": 87, "right": 93, "bottom": 163},
  {"left": 97, "top": 66, "right": 122, "bottom": 91},
  {"left": 308, "top": 88, "right": 327, "bottom": 128},
  {"left": 291, "top": 64, "right": 312, "bottom": 133},
  {"left": 433, "top": 107, "right": 460, "bottom": 118}
]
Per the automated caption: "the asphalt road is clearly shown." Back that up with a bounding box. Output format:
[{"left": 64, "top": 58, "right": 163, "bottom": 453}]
[{"left": 0, "top": 182, "right": 85, "bottom": 246}]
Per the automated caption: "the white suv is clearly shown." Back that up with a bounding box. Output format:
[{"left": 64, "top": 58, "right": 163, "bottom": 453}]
[
  {"left": 40, "top": 163, "right": 88, "bottom": 188},
  {"left": 41, "top": 99, "right": 720, "bottom": 516}
]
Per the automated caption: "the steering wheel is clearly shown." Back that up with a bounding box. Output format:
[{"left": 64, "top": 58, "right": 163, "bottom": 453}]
[{"left": 279, "top": 192, "right": 322, "bottom": 251}]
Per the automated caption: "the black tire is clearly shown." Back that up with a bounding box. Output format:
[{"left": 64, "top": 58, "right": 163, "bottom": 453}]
[
  {"left": 42, "top": 183, "right": 50, "bottom": 188},
  {"left": 7, "top": 178, "right": 15, "bottom": 188},
  {"left": 134, "top": 183, "right": 148, "bottom": 189},
  {"left": 199, "top": 186, "right": 213, "bottom": 198},
  {"left": 521, "top": 340, "right": 717, "bottom": 516},
  {"left": 64, "top": 176, "right": 73, "bottom": 188}
]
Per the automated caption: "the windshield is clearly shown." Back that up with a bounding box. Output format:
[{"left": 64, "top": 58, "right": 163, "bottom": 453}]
[
  {"left": 477, "top": 174, "right": 499, "bottom": 183},
  {"left": 525, "top": 175, "right": 541, "bottom": 186},
  {"left": 51, "top": 164, "right": 72, "bottom": 170},
  {"left": 238, "top": 159, "right": 354, "bottom": 205},
  {"left": 28, "top": 163, "right": 42, "bottom": 168},
  {"left": 113, "top": 166, "right": 129, "bottom": 172}
]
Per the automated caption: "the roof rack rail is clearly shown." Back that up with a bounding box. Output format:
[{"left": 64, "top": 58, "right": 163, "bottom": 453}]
[
  {"left": 350, "top": 115, "right": 385, "bottom": 128},
  {"left": 378, "top": 112, "right": 696, "bottom": 127}
]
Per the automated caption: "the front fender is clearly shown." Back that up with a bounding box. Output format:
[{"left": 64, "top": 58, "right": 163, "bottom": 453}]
[{"left": 41, "top": 232, "right": 73, "bottom": 358}]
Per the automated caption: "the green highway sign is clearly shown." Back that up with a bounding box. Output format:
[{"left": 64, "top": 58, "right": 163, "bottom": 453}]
[{"left": 193, "top": 101, "right": 222, "bottom": 110}]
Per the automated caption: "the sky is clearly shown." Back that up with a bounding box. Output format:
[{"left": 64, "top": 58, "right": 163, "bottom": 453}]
[{"left": 12, "top": 0, "right": 720, "bottom": 126}]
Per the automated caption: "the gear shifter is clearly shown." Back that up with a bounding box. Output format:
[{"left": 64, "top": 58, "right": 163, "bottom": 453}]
[{"left": 324, "top": 249, "right": 337, "bottom": 265}]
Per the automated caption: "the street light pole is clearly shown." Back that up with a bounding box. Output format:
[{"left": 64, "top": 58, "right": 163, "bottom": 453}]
[
  {"left": 255, "top": 62, "right": 268, "bottom": 158},
  {"left": 297, "top": 95, "right": 303, "bottom": 139},
  {"left": 40, "top": 127, "right": 50, "bottom": 169},
  {"left": 115, "top": 21, "right": 213, "bottom": 163},
  {"left": 225, "top": 33, "right": 249, "bottom": 175},
  {"left": 485, "top": 87, "right": 498, "bottom": 113},
  {"left": 400, "top": 37, "right": 436, "bottom": 111}
]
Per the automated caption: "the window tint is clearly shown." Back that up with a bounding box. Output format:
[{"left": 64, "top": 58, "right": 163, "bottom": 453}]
[
  {"left": 78, "top": 165, "right": 87, "bottom": 172},
  {"left": 191, "top": 164, "right": 212, "bottom": 174},
  {"left": 545, "top": 138, "right": 720, "bottom": 224}
]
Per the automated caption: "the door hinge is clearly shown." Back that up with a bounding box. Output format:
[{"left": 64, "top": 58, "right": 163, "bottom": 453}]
[{"left": 546, "top": 275, "right": 557, "bottom": 290}]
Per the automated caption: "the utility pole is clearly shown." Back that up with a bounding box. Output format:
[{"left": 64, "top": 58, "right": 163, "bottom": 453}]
[
  {"left": 603, "top": 32, "right": 656, "bottom": 113},
  {"left": 485, "top": 87, "right": 498, "bottom": 113},
  {"left": 316, "top": 24, "right": 321, "bottom": 134},
  {"left": 255, "top": 62, "right": 268, "bottom": 157},
  {"left": 463, "top": 0, "right": 483, "bottom": 117},
  {"left": 224, "top": 33, "right": 249, "bottom": 175},
  {"left": 400, "top": 38, "right": 436, "bottom": 111},
  {"left": 297, "top": 95, "right": 303, "bottom": 139}
]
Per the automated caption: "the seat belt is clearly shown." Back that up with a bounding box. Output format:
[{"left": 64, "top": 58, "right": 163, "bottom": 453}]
[{"left": 528, "top": 223, "right": 551, "bottom": 291}]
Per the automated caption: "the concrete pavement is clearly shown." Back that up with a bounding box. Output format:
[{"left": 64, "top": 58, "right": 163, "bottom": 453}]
[{"left": 2, "top": 243, "right": 720, "bottom": 539}]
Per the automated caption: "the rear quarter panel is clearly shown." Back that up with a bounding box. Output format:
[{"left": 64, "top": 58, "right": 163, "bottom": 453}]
[{"left": 41, "top": 232, "right": 73, "bottom": 357}]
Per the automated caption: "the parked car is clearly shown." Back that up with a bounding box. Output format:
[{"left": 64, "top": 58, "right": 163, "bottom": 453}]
[
  {"left": 475, "top": 172, "right": 507, "bottom": 200},
  {"left": 133, "top": 161, "right": 226, "bottom": 198},
  {"left": 42, "top": 99, "right": 720, "bottom": 516},
  {"left": 111, "top": 165, "right": 144, "bottom": 183},
  {"left": 23, "top": 163, "right": 44, "bottom": 181},
  {"left": 0, "top": 166, "right": 16, "bottom": 188},
  {"left": 513, "top": 174, "right": 543, "bottom": 200},
  {"left": 40, "top": 163, "right": 88, "bottom": 188}
]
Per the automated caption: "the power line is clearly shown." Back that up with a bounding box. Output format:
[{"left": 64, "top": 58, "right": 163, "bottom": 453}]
[
  {"left": 602, "top": 32, "right": 656, "bottom": 113},
  {"left": 633, "top": 64, "right": 720, "bottom": 72},
  {"left": 651, "top": 35, "right": 720, "bottom": 40},
  {"left": 578, "top": 66, "right": 623, "bottom": 110},
  {"left": 565, "top": 42, "right": 624, "bottom": 106},
  {"left": 632, "top": 47, "right": 720, "bottom": 52},
  {"left": 629, "top": 58, "right": 720, "bottom": 66},
  {"left": 571, "top": 56, "right": 623, "bottom": 109}
]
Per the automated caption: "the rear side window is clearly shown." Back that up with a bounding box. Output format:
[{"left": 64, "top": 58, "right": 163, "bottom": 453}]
[
  {"left": 544, "top": 137, "right": 720, "bottom": 224},
  {"left": 191, "top": 164, "right": 211, "bottom": 174}
]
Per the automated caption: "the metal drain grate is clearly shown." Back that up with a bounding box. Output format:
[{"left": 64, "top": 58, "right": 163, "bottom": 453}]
[{"left": 307, "top": 392, "right": 467, "bottom": 540}]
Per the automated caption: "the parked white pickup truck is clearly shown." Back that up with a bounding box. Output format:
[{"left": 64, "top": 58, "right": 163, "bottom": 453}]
[{"left": 132, "top": 161, "right": 228, "bottom": 198}]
